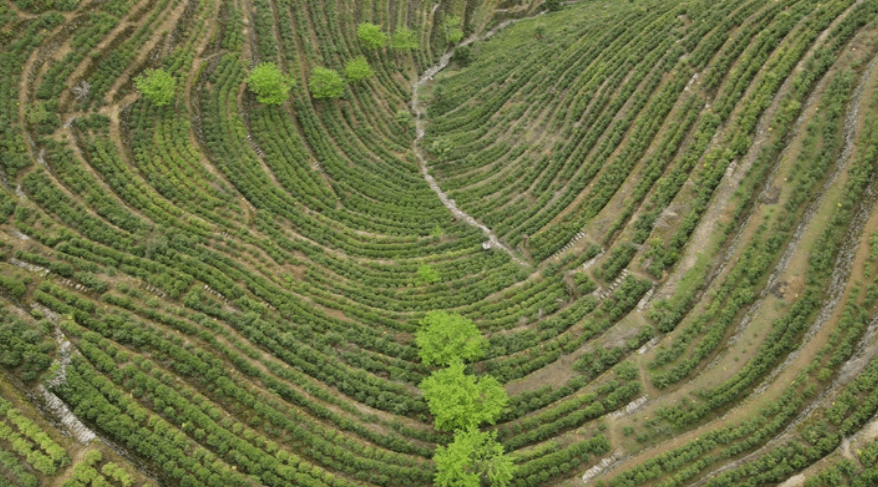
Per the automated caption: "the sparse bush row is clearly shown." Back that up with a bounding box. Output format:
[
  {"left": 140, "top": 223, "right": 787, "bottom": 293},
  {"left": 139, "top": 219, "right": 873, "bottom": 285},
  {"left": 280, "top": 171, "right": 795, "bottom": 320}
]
[
  {"left": 647, "top": 17, "right": 870, "bottom": 388},
  {"left": 610, "top": 292, "right": 878, "bottom": 487},
  {"left": 0, "top": 395, "right": 69, "bottom": 476}
]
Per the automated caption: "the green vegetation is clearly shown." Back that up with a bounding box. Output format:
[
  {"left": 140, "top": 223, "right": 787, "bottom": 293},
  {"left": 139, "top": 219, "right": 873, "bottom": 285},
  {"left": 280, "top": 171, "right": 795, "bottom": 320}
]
[
  {"left": 246, "top": 63, "right": 293, "bottom": 105},
  {"left": 134, "top": 68, "right": 176, "bottom": 106},
  {"left": 445, "top": 16, "right": 464, "bottom": 45},
  {"left": 416, "top": 311, "right": 484, "bottom": 365},
  {"left": 0, "top": 312, "right": 54, "bottom": 382},
  {"left": 391, "top": 26, "right": 418, "bottom": 51},
  {"left": 416, "top": 309, "right": 514, "bottom": 484},
  {"left": 544, "top": 0, "right": 562, "bottom": 12},
  {"left": 0, "top": 0, "right": 877, "bottom": 486},
  {"left": 434, "top": 428, "right": 515, "bottom": 487},
  {"left": 357, "top": 22, "right": 387, "bottom": 50},
  {"left": 308, "top": 66, "right": 345, "bottom": 99},
  {"left": 344, "top": 56, "right": 374, "bottom": 83},
  {"left": 0, "top": 394, "right": 68, "bottom": 474},
  {"left": 417, "top": 263, "right": 440, "bottom": 284},
  {"left": 420, "top": 360, "right": 507, "bottom": 431}
]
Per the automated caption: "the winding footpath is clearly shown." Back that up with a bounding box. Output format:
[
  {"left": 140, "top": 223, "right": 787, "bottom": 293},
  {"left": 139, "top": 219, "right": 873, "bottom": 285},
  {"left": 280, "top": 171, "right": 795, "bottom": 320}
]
[{"left": 410, "top": 20, "right": 534, "bottom": 267}]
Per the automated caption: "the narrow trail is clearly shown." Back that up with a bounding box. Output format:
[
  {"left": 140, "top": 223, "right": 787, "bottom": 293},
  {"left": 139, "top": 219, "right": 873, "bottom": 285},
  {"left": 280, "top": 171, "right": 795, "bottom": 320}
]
[
  {"left": 411, "top": 19, "right": 538, "bottom": 267},
  {"left": 786, "top": 385, "right": 878, "bottom": 484}
]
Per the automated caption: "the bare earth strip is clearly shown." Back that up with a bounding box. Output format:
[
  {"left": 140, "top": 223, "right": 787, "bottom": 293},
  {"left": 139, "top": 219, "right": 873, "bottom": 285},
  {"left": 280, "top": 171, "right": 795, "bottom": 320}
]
[{"left": 562, "top": 12, "right": 878, "bottom": 487}]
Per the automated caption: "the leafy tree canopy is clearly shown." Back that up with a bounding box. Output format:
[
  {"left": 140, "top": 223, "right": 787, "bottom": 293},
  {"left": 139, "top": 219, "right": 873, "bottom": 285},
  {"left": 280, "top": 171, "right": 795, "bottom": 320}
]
[
  {"left": 246, "top": 63, "right": 293, "bottom": 105},
  {"left": 357, "top": 22, "right": 387, "bottom": 49},
  {"left": 135, "top": 68, "right": 176, "bottom": 106},
  {"left": 396, "top": 110, "right": 414, "bottom": 132},
  {"left": 416, "top": 311, "right": 484, "bottom": 366},
  {"left": 344, "top": 56, "right": 374, "bottom": 83},
  {"left": 446, "top": 15, "right": 464, "bottom": 44},
  {"left": 308, "top": 67, "right": 345, "bottom": 99},
  {"left": 419, "top": 360, "right": 508, "bottom": 431},
  {"left": 417, "top": 264, "right": 440, "bottom": 284},
  {"left": 545, "top": 0, "right": 562, "bottom": 12},
  {"left": 451, "top": 45, "right": 474, "bottom": 67},
  {"left": 434, "top": 428, "right": 516, "bottom": 487},
  {"left": 391, "top": 26, "right": 419, "bottom": 50}
]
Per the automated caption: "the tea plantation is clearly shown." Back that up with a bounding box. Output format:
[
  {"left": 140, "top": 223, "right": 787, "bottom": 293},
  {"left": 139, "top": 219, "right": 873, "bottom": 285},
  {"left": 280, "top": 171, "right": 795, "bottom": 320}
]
[{"left": 2, "top": 0, "right": 878, "bottom": 486}]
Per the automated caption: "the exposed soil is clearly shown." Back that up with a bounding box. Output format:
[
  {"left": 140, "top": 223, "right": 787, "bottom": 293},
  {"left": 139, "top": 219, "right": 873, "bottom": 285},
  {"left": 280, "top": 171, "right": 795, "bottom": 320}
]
[
  {"left": 646, "top": 1, "right": 861, "bottom": 305},
  {"left": 564, "top": 17, "right": 878, "bottom": 485}
]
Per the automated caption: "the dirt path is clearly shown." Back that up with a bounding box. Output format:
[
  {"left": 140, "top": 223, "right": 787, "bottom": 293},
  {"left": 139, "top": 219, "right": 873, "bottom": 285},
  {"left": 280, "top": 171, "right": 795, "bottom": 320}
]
[
  {"left": 786, "top": 410, "right": 878, "bottom": 484},
  {"left": 695, "top": 312, "right": 878, "bottom": 487},
  {"left": 648, "top": 0, "right": 867, "bottom": 306},
  {"left": 505, "top": 308, "right": 646, "bottom": 397},
  {"left": 700, "top": 34, "right": 878, "bottom": 380},
  {"left": 411, "top": 18, "right": 543, "bottom": 267},
  {"left": 101, "top": 0, "right": 195, "bottom": 104},
  {"left": 56, "top": 0, "right": 164, "bottom": 111},
  {"left": 607, "top": 2, "right": 871, "bottom": 412}
]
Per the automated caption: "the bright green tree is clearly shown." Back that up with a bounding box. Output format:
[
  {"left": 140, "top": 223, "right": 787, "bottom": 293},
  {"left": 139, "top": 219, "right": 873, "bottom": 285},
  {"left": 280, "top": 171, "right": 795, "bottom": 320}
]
[
  {"left": 417, "top": 264, "right": 440, "bottom": 284},
  {"left": 357, "top": 22, "right": 387, "bottom": 49},
  {"left": 344, "top": 56, "right": 374, "bottom": 82},
  {"left": 308, "top": 67, "right": 345, "bottom": 99},
  {"left": 391, "top": 26, "right": 419, "bottom": 50},
  {"left": 416, "top": 311, "right": 484, "bottom": 366},
  {"left": 445, "top": 16, "right": 464, "bottom": 44},
  {"left": 434, "top": 428, "right": 516, "bottom": 487},
  {"left": 246, "top": 63, "right": 293, "bottom": 105},
  {"left": 135, "top": 68, "right": 176, "bottom": 106},
  {"left": 396, "top": 110, "right": 414, "bottom": 133},
  {"left": 419, "top": 360, "right": 508, "bottom": 431}
]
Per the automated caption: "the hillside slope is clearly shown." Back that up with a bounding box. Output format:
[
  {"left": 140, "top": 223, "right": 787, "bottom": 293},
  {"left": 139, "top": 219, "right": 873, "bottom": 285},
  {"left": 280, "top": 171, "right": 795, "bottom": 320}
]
[{"left": 1, "top": 0, "right": 878, "bottom": 486}]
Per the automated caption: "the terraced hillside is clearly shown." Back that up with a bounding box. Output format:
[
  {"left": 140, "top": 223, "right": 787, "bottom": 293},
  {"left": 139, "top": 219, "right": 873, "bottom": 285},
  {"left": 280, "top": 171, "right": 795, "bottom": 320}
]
[{"left": 2, "top": 0, "right": 878, "bottom": 485}]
